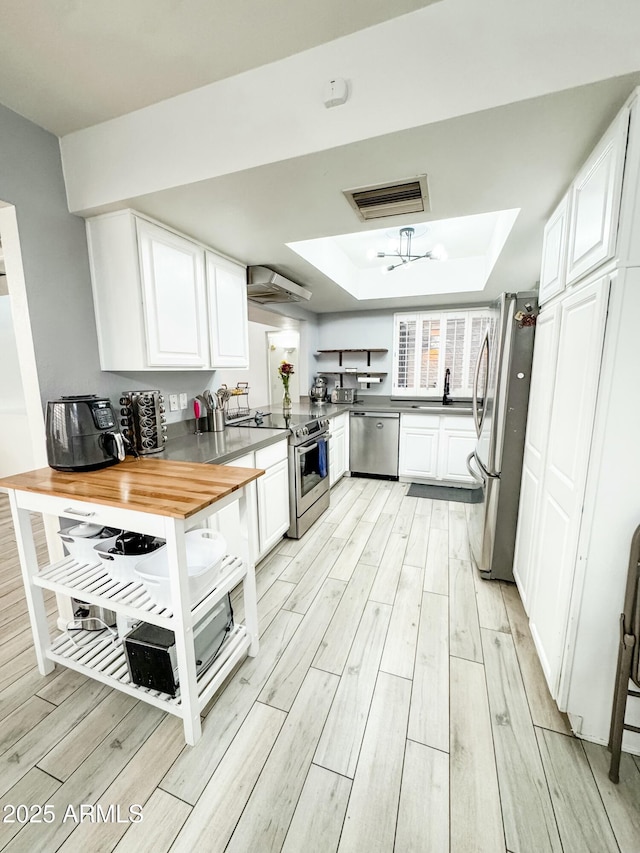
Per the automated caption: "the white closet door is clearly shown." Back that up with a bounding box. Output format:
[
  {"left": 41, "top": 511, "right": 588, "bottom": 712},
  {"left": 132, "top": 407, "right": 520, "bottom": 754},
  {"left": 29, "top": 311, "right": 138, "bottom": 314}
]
[
  {"left": 528, "top": 276, "right": 610, "bottom": 698},
  {"left": 512, "top": 303, "right": 561, "bottom": 609}
]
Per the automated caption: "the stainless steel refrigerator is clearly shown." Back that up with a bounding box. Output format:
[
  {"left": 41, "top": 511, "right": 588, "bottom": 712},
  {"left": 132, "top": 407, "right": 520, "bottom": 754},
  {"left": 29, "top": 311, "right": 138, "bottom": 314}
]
[{"left": 466, "top": 292, "right": 538, "bottom": 581}]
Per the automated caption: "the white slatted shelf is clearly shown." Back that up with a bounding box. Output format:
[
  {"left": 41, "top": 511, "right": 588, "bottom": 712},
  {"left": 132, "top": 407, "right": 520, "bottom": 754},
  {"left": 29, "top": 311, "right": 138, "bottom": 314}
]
[
  {"left": 33, "top": 554, "right": 247, "bottom": 629},
  {"left": 47, "top": 623, "right": 249, "bottom": 714}
]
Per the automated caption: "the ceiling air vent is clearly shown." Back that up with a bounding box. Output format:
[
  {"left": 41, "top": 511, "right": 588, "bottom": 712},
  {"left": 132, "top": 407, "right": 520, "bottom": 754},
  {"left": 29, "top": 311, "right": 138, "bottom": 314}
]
[{"left": 343, "top": 175, "right": 430, "bottom": 222}]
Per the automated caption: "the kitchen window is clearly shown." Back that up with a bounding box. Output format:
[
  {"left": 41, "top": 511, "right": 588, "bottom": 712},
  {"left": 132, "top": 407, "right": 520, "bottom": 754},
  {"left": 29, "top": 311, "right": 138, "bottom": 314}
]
[{"left": 392, "top": 308, "right": 492, "bottom": 398}]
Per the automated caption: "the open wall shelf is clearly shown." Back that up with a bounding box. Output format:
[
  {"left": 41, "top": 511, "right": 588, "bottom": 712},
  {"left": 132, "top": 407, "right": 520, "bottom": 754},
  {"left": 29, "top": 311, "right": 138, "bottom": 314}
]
[{"left": 315, "top": 348, "right": 388, "bottom": 388}]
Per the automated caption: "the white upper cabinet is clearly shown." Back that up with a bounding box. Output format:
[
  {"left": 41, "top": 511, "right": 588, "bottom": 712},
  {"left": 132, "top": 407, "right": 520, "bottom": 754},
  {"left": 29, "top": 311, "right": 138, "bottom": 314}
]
[
  {"left": 87, "top": 210, "right": 249, "bottom": 371},
  {"left": 539, "top": 193, "right": 569, "bottom": 304},
  {"left": 137, "top": 219, "right": 208, "bottom": 368},
  {"left": 565, "top": 108, "right": 629, "bottom": 286},
  {"left": 206, "top": 252, "right": 249, "bottom": 369}
]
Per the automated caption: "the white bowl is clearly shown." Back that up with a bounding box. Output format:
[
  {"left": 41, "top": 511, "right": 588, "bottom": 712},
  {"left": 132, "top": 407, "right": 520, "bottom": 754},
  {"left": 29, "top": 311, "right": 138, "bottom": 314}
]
[
  {"left": 95, "top": 538, "right": 163, "bottom": 583},
  {"left": 134, "top": 529, "right": 227, "bottom": 609},
  {"left": 58, "top": 526, "right": 119, "bottom": 563}
]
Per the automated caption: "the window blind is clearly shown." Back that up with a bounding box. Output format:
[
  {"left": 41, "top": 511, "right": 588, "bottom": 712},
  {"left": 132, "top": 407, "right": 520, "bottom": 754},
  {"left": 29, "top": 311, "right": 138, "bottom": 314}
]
[{"left": 393, "top": 308, "right": 492, "bottom": 397}]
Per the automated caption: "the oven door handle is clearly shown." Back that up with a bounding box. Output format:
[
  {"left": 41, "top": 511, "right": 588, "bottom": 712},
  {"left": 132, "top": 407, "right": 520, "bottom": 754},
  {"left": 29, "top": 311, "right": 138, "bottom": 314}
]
[
  {"left": 296, "top": 442, "right": 319, "bottom": 455},
  {"left": 295, "top": 434, "right": 330, "bottom": 455}
]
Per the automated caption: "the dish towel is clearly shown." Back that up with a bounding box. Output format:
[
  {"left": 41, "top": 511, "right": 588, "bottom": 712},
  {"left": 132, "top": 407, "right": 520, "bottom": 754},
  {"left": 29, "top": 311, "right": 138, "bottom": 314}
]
[{"left": 318, "top": 438, "right": 328, "bottom": 478}]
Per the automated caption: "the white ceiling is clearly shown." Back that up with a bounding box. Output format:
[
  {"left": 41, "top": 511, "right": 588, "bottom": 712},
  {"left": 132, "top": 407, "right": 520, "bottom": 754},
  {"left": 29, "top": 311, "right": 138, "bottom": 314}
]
[
  {"left": 0, "top": 0, "right": 441, "bottom": 136},
  {"left": 2, "top": 0, "right": 640, "bottom": 314}
]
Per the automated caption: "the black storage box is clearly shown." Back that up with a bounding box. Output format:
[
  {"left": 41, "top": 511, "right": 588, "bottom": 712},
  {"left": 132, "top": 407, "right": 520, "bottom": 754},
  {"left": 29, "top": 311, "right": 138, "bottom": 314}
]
[{"left": 123, "top": 595, "right": 233, "bottom": 696}]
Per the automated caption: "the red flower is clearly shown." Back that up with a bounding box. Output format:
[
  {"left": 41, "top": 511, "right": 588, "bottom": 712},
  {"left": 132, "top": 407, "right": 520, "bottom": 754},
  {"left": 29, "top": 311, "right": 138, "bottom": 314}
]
[{"left": 278, "top": 360, "right": 295, "bottom": 379}]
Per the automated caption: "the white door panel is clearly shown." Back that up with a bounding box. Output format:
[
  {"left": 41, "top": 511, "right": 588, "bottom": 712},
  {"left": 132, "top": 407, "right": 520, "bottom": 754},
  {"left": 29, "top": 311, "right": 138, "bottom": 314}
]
[
  {"left": 566, "top": 109, "right": 628, "bottom": 284},
  {"left": 137, "top": 219, "right": 208, "bottom": 367},
  {"left": 528, "top": 276, "right": 610, "bottom": 699},
  {"left": 512, "top": 304, "right": 561, "bottom": 607}
]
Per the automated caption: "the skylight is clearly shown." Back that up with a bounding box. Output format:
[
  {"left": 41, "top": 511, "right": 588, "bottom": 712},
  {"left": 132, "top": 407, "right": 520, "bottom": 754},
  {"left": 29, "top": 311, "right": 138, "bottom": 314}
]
[{"left": 286, "top": 209, "right": 520, "bottom": 300}]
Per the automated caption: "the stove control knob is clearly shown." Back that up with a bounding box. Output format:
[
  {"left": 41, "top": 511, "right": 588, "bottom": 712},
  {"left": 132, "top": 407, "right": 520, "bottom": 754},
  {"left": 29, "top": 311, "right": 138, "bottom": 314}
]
[{"left": 303, "top": 426, "right": 309, "bottom": 436}]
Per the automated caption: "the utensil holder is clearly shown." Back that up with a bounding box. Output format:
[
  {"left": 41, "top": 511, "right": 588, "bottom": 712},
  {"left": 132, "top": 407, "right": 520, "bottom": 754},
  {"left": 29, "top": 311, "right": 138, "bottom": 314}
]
[{"left": 208, "top": 409, "right": 226, "bottom": 432}]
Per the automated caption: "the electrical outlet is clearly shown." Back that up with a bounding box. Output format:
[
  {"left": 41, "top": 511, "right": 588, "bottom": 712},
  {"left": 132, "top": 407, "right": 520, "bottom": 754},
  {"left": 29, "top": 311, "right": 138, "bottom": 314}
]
[
  {"left": 179, "top": 393, "right": 188, "bottom": 410},
  {"left": 168, "top": 394, "right": 179, "bottom": 412}
]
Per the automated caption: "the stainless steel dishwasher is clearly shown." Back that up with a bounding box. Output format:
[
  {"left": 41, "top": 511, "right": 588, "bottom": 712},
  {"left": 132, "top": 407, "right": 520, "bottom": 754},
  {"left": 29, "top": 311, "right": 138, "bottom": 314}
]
[{"left": 349, "top": 411, "right": 400, "bottom": 479}]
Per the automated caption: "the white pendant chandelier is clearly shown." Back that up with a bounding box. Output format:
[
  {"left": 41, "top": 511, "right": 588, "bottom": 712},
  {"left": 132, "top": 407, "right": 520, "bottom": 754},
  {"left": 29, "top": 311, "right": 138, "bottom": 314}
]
[{"left": 376, "top": 226, "right": 447, "bottom": 272}]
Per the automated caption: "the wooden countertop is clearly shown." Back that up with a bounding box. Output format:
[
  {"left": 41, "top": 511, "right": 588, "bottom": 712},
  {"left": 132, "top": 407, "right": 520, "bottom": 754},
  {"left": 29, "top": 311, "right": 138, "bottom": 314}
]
[{"left": 0, "top": 457, "right": 264, "bottom": 519}]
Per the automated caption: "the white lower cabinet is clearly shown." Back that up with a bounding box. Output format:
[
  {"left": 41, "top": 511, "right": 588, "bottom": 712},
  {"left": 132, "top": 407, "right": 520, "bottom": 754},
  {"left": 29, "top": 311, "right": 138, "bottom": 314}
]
[
  {"left": 256, "top": 459, "right": 289, "bottom": 555},
  {"left": 329, "top": 413, "right": 349, "bottom": 485},
  {"left": 209, "top": 452, "right": 259, "bottom": 564},
  {"left": 399, "top": 423, "right": 439, "bottom": 479},
  {"left": 399, "top": 413, "right": 475, "bottom": 484},
  {"left": 211, "top": 440, "right": 290, "bottom": 562}
]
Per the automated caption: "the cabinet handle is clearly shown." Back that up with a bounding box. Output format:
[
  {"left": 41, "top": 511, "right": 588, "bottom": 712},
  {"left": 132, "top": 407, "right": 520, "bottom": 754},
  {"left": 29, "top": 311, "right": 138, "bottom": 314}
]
[{"left": 64, "top": 507, "right": 96, "bottom": 517}]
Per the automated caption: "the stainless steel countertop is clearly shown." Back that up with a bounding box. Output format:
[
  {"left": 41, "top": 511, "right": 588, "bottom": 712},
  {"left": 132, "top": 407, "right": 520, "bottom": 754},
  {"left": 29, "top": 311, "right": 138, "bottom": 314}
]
[{"left": 162, "top": 396, "right": 473, "bottom": 466}]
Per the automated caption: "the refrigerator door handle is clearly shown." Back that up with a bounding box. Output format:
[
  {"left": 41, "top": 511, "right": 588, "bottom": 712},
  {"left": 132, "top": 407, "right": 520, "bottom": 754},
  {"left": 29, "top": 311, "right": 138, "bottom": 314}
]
[
  {"left": 472, "top": 328, "right": 490, "bottom": 438},
  {"left": 466, "top": 451, "right": 485, "bottom": 484},
  {"left": 474, "top": 449, "right": 499, "bottom": 480}
]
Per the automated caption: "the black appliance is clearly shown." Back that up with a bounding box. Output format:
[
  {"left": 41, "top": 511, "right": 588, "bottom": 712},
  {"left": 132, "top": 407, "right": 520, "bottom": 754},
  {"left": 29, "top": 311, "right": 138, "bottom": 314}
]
[
  {"left": 123, "top": 595, "right": 233, "bottom": 696},
  {"left": 45, "top": 395, "right": 126, "bottom": 472}
]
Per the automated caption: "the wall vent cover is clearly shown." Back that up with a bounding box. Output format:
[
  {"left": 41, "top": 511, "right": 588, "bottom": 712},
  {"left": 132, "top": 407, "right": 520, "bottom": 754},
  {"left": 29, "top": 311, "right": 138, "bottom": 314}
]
[{"left": 343, "top": 175, "right": 430, "bottom": 221}]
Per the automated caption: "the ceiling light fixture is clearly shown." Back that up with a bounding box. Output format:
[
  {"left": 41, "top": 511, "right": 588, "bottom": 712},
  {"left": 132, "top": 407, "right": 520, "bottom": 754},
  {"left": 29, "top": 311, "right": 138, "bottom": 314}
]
[{"left": 376, "top": 226, "right": 447, "bottom": 272}]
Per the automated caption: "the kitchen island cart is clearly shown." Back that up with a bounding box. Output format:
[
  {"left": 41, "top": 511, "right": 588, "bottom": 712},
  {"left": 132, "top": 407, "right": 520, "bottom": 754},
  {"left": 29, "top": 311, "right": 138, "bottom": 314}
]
[{"left": 0, "top": 457, "right": 263, "bottom": 746}]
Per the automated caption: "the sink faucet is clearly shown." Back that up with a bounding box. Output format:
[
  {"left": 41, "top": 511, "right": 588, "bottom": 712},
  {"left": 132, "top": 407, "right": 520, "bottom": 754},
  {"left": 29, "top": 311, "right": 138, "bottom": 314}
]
[{"left": 442, "top": 368, "right": 452, "bottom": 406}]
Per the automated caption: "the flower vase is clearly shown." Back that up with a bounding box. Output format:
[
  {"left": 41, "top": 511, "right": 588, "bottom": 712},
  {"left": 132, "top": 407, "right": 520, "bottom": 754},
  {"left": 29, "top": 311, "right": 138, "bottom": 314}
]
[{"left": 282, "top": 387, "right": 292, "bottom": 412}]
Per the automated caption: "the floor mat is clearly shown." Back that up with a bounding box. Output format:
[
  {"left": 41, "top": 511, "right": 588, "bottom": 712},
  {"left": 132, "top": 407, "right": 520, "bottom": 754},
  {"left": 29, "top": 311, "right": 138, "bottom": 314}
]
[{"left": 407, "top": 483, "right": 483, "bottom": 503}]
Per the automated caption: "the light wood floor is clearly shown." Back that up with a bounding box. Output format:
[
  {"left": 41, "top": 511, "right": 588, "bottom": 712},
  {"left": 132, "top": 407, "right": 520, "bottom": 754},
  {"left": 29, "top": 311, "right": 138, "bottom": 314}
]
[{"left": 1, "top": 479, "right": 639, "bottom": 852}]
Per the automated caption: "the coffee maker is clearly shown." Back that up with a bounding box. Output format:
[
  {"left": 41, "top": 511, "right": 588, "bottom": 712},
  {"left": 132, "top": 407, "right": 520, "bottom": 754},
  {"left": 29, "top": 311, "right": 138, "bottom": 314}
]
[{"left": 310, "top": 376, "right": 328, "bottom": 402}]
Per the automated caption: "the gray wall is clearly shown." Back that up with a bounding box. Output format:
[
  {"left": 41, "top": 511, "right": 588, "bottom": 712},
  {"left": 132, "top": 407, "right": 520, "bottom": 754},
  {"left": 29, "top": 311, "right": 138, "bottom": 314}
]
[
  {"left": 317, "top": 310, "right": 395, "bottom": 395},
  {"left": 0, "top": 102, "right": 318, "bottom": 430}
]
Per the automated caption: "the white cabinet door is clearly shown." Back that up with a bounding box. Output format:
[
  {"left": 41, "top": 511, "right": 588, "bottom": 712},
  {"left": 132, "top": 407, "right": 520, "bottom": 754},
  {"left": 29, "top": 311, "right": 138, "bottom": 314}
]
[
  {"left": 539, "top": 194, "right": 569, "bottom": 304},
  {"left": 528, "top": 276, "right": 610, "bottom": 698},
  {"left": 512, "top": 304, "right": 562, "bottom": 610},
  {"left": 399, "top": 428, "right": 439, "bottom": 478},
  {"left": 566, "top": 109, "right": 629, "bottom": 286},
  {"left": 137, "top": 219, "right": 209, "bottom": 367},
  {"left": 256, "top": 459, "right": 290, "bottom": 557},
  {"left": 206, "top": 252, "right": 249, "bottom": 369},
  {"left": 438, "top": 429, "right": 476, "bottom": 482},
  {"left": 330, "top": 426, "right": 345, "bottom": 486},
  {"left": 330, "top": 413, "right": 349, "bottom": 486},
  {"left": 207, "top": 452, "right": 259, "bottom": 564}
]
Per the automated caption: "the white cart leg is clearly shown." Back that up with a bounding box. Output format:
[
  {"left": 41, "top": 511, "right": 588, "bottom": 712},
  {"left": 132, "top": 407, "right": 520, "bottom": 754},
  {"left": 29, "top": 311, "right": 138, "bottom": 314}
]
[
  {"left": 164, "top": 517, "right": 201, "bottom": 746},
  {"left": 8, "top": 492, "right": 54, "bottom": 675},
  {"left": 237, "top": 487, "right": 259, "bottom": 656}
]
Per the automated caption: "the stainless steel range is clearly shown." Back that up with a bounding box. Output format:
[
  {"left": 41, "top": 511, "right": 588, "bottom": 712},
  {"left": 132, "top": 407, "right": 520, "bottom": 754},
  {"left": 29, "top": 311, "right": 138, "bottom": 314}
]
[
  {"left": 288, "top": 416, "right": 331, "bottom": 538},
  {"left": 228, "top": 411, "right": 331, "bottom": 538}
]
